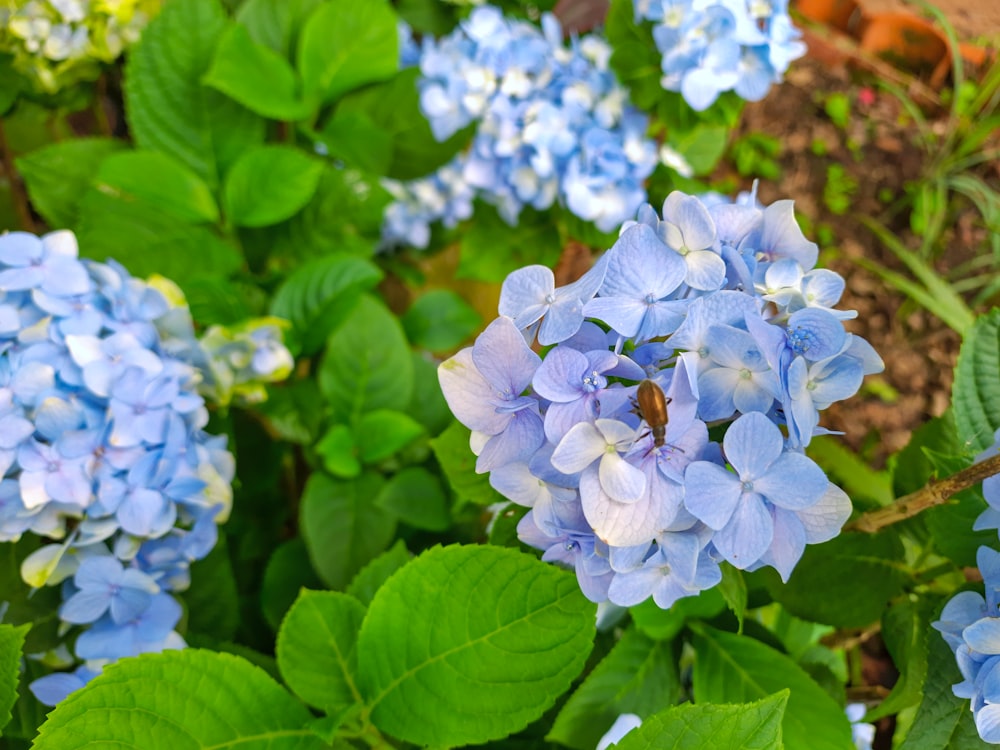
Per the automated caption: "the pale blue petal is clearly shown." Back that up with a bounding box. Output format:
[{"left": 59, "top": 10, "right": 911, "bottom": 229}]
[
  {"left": 713, "top": 493, "right": 773, "bottom": 569},
  {"left": 697, "top": 366, "right": 739, "bottom": 421},
  {"left": 551, "top": 422, "right": 606, "bottom": 474},
  {"left": 472, "top": 316, "right": 541, "bottom": 395},
  {"left": 963, "top": 619, "right": 1000, "bottom": 653},
  {"left": 583, "top": 296, "right": 647, "bottom": 338},
  {"left": 60, "top": 589, "right": 111, "bottom": 623},
  {"left": 683, "top": 461, "right": 741, "bottom": 529},
  {"left": 977, "top": 704, "right": 1000, "bottom": 743},
  {"left": 723, "top": 412, "right": 783, "bottom": 478},
  {"left": 755, "top": 452, "right": 828, "bottom": 509},
  {"left": 438, "top": 349, "right": 509, "bottom": 434},
  {"left": 758, "top": 508, "right": 806, "bottom": 581},
  {"left": 499, "top": 265, "right": 554, "bottom": 327},
  {"left": 532, "top": 346, "right": 589, "bottom": 401},
  {"left": 685, "top": 250, "right": 727, "bottom": 291},
  {"left": 475, "top": 409, "right": 544, "bottom": 472}
]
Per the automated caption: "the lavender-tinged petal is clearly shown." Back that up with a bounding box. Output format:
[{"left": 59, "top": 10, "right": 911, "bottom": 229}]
[
  {"left": 551, "top": 421, "right": 607, "bottom": 474},
  {"left": 583, "top": 297, "right": 648, "bottom": 338},
  {"left": 499, "top": 265, "right": 554, "bottom": 326},
  {"left": 438, "top": 348, "right": 509, "bottom": 435},
  {"left": 475, "top": 409, "right": 544, "bottom": 472},
  {"left": 532, "top": 346, "right": 590, "bottom": 401},
  {"left": 473, "top": 317, "right": 541, "bottom": 395}
]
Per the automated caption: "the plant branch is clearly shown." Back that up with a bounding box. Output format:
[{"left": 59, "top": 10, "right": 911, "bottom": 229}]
[{"left": 847, "top": 453, "right": 1000, "bottom": 533}]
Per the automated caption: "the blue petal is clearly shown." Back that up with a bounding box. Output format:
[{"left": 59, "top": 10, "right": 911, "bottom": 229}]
[
  {"left": 722, "top": 412, "right": 783, "bottom": 478},
  {"left": 683, "top": 461, "right": 741, "bottom": 529}
]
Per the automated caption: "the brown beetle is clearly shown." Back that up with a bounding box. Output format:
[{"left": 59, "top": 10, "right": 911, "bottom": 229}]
[{"left": 635, "top": 379, "right": 670, "bottom": 448}]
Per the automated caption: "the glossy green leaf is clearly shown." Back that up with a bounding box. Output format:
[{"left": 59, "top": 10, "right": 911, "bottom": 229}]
[
  {"left": 76, "top": 188, "right": 241, "bottom": 283},
  {"left": 269, "top": 253, "right": 381, "bottom": 355},
  {"left": 181, "top": 538, "right": 239, "bottom": 641},
  {"left": 124, "top": 0, "right": 265, "bottom": 188},
  {"left": 0, "top": 624, "right": 29, "bottom": 735},
  {"left": 319, "top": 295, "right": 414, "bottom": 425},
  {"left": 300, "top": 471, "right": 397, "bottom": 590},
  {"left": 430, "top": 420, "right": 506, "bottom": 508},
  {"left": 261, "top": 539, "right": 324, "bottom": 631},
  {"left": 616, "top": 691, "right": 788, "bottom": 750},
  {"left": 866, "top": 596, "right": 938, "bottom": 722},
  {"left": 549, "top": 627, "right": 681, "bottom": 749},
  {"left": 402, "top": 289, "right": 481, "bottom": 351},
  {"left": 296, "top": 0, "right": 398, "bottom": 105},
  {"left": 94, "top": 150, "right": 219, "bottom": 224},
  {"left": 315, "top": 109, "right": 393, "bottom": 175},
  {"left": 898, "top": 629, "right": 992, "bottom": 749},
  {"left": 356, "top": 410, "right": 425, "bottom": 464},
  {"left": 766, "top": 532, "right": 910, "bottom": 628},
  {"left": 375, "top": 467, "right": 450, "bottom": 531},
  {"left": 203, "top": 24, "right": 313, "bottom": 121},
  {"left": 692, "top": 626, "right": 853, "bottom": 750},
  {"left": 15, "top": 138, "right": 126, "bottom": 228},
  {"left": 316, "top": 424, "right": 362, "bottom": 479},
  {"left": 235, "top": 0, "right": 323, "bottom": 57},
  {"left": 954, "top": 309, "right": 1000, "bottom": 453},
  {"left": 335, "top": 68, "right": 472, "bottom": 180},
  {"left": 718, "top": 564, "right": 747, "bottom": 632},
  {"left": 33, "top": 650, "right": 325, "bottom": 749},
  {"left": 358, "top": 544, "right": 596, "bottom": 746},
  {"left": 223, "top": 145, "right": 324, "bottom": 227},
  {"left": 345, "top": 541, "right": 411, "bottom": 607},
  {"left": 277, "top": 590, "right": 366, "bottom": 715}
]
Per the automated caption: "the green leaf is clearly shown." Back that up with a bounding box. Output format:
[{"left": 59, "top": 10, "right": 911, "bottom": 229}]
[
  {"left": 277, "top": 590, "right": 366, "bottom": 715},
  {"left": 0, "top": 538, "right": 64, "bottom": 654},
  {"left": 692, "top": 626, "right": 854, "bottom": 750},
  {"left": 549, "top": 627, "right": 681, "bottom": 750},
  {"left": 242, "top": 166, "right": 388, "bottom": 265},
  {"left": 316, "top": 424, "right": 362, "bottom": 479},
  {"left": 356, "top": 410, "right": 425, "bottom": 464},
  {"left": 223, "top": 145, "right": 324, "bottom": 227},
  {"left": 182, "top": 538, "right": 239, "bottom": 641},
  {"left": 866, "top": 595, "right": 938, "bottom": 722},
  {"left": 615, "top": 691, "right": 788, "bottom": 750},
  {"left": 261, "top": 539, "right": 324, "bottom": 631},
  {"left": 300, "top": 471, "right": 397, "bottom": 590},
  {"left": 953, "top": 309, "right": 1000, "bottom": 453},
  {"left": 606, "top": 0, "right": 664, "bottom": 113},
  {"left": 408, "top": 352, "right": 453, "bottom": 437},
  {"left": 315, "top": 109, "right": 393, "bottom": 175},
  {"left": 358, "top": 544, "right": 596, "bottom": 746},
  {"left": 0, "top": 624, "right": 29, "bottom": 735},
  {"left": 402, "top": 290, "right": 481, "bottom": 351},
  {"left": 459, "top": 203, "right": 562, "bottom": 282},
  {"left": 897, "top": 627, "right": 992, "bottom": 749},
  {"left": 32, "top": 650, "right": 325, "bottom": 749},
  {"left": 257, "top": 378, "right": 325, "bottom": 445},
  {"left": 15, "top": 138, "right": 126, "bottom": 228},
  {"left": 336, "top": 68, "right": 473, "bottom": 180},
  {"left": 806, "top": 436, "right": 894, "bottom": 508},
  {"left": 296, "top": 0, "right": 398, "bottom": 105},
  {"left": 76, "top": 188, "right": 242, "bottom": 284},
  {"left": 235, "top": 0, "right": 323, "bottom": 57},
  {"left": 630, "top": 587, "right": 726, "bottom": 642},
  {"left": 319, "top": 295, "right": 414, "bottom": 425},
  {"left": 346, "top": 540, "right": 411, "bottom": 607},
  {"left": 766, "top": 532, "right": 910, "bottom": 628},
  {"left": 203, "top": 24, "right": 314, "bottom": 121},
  {"left": 395, "top": 0, "right": 456, "bottom": 35},
  {"left": 718, "top": 564, "right": 748, "bottom": 632},
  {"left": 671, "top": 125, "right": 730, "bottom": 176},
  {"left": 376, "top": 467, "right": 450, "bottom": 531},
  {"left": 124, "top": 0, "right": 265, "bottom": 188},
  {"left": 269, "top": 253, "right": 382, "bottom": 356},
  {"left": 94, "top": 150, "right": 220, "bottom": 224},
  {"left": 430, "top": 420, "right": 506, "bottom": 508}
]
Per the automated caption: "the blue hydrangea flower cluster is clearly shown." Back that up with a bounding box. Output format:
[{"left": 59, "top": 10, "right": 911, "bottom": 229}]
[
  {"left": 0, "top": 230, "right": 289, "bottom": 706},
  {"left": 934, "top": 544, "right": 1000, "bottom": 743},
  {"left": 380, "top": 6, "right": 661, "bottom": 248},
  {"left": 633, "top": 0, "right": 806, "bottom": 111},
  {"left": 438, "top": 189, "right": 882, "bottom": 609},
  {"left": 934, "top": 430, "right": 1000, "bottom": 744}
]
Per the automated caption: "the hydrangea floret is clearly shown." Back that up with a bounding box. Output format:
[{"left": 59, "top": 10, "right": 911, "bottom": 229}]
[
  {"left": 633, "top": 0, "right": 806, "bottom": 111},
  {"left": 439, "top": 188, "right": 882, "bottom": 609},
  {"left": 380, "top": 6, "right": 664, "bottom": 248},
  {"left": 0, "top": 0, "right": 162, "bottom": 93},
  {"left": 0, "top": 230, "right": 292, "bottom": 706}
]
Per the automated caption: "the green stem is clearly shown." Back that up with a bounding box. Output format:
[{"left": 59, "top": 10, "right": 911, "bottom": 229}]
[
  {"left": 0, "top": 115, "right": 35, "bottom": 232},
  {"left": 847, "top": 453, "right": 1000, "bottom": 534}
]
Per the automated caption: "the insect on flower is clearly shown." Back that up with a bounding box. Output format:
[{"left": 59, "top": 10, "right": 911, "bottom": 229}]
[{"left": 635, "top": 379, "right": 670, "bottom": 448}]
